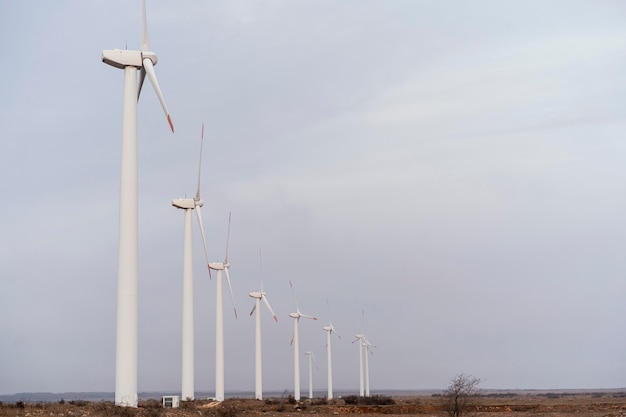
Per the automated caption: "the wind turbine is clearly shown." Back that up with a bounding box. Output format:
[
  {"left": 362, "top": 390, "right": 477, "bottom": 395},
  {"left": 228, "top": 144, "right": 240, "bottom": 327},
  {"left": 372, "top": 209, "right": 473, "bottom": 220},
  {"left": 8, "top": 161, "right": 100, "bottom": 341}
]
[
  {"left": 304, "top": 351, "right": 317, "bottom": 400},
  {"left": 362, "top": 338, "right": 376, "bottom": 397},
  {"left": 248, "top": 249, "right": 278, "bottom": 400},
  {"left": 171, "top": 124, "right": 210, "bottom": 401},
  {"left": 353, "top": 311, "right": 366, "bottom": 397},
  {"left": 322, "top": 300, "right": 341, "bottom": 400},
  {"left": 102, "top": 0, "right": 173, "bottom": 407},
  {"left": 208, "top": 213, "right": 237, "bottom": 402},
  {"left": 289, "top": 281, "right": 317, "bottom": 401}
]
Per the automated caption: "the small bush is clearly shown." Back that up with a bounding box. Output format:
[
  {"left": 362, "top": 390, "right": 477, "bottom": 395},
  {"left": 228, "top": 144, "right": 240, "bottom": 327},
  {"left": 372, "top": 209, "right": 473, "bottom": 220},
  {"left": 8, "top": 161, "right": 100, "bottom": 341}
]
[
  {"left": 343, "top": 395, "right": 359, "bottom": 405},
  {"left": 367, "top": 395, "right": 395, "bottom": 405},
  {"left": 440, "top": 374, "right": 481, "bottom": 417},
  {"left": 180, "top": 400, "right": 196, "bottom": 409},
  {"left": 342, "top": 395, "right": 394, "bottom": 406}
]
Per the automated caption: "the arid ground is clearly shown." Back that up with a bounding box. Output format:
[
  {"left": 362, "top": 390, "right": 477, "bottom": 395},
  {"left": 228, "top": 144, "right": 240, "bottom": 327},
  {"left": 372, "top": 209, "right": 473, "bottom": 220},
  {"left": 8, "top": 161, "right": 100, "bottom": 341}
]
[{"left": 1, "top": 393, "right": 624, "bottom": 417}]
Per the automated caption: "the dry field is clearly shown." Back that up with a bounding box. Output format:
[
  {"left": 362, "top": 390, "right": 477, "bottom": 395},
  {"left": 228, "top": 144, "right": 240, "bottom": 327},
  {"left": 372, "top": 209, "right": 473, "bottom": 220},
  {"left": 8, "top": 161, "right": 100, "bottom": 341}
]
[{"left": 1, "top": 394, "right": 624, "bottom": 417}]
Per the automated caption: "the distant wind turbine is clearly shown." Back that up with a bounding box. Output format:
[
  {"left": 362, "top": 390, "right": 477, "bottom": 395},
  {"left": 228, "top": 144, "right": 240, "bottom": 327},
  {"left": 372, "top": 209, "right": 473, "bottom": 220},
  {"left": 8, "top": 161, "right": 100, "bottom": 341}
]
[
  {"left": 322, "top": 300, "right": 341, "bottom": 400},
  {"left": 353, "top": 311, "right": 366, "bottom": 397},
  {"left": 248, "top": 249, "right": 278, "bottom": 400},
  {"left": 208, "top": 213, "right": 237, "bottom": 402},
  {"left": 289, "top": 281, "right": 317, "bottom": 401},
  {"left": 171, "top": 124, "right": 210, "bottom": 401},
  {"left": 363, "top": 338, "right": 376, "bottom": 397},
  {"left": 101, "top": 0, "right": 174, "bottom": 407}
]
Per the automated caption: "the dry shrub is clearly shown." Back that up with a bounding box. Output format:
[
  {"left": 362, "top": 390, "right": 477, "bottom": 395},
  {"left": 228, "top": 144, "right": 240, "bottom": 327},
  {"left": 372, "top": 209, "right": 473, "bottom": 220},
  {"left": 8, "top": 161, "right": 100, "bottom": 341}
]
[{"left": 216, "top": 403, "right": 238, "bottom": 417}]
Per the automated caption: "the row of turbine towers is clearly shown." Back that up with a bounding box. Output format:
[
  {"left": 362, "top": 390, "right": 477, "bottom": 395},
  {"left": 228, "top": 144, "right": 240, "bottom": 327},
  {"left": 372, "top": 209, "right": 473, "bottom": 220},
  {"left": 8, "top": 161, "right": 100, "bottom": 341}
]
[
  {"left": 174, "top": 125, "right": 376, "bottom": 402},
  {"left": 101, "top": 0, "right": 376, "bottom": 407},
  {"left": 177, "top": 202, "right": 377, "bottom": 404}
]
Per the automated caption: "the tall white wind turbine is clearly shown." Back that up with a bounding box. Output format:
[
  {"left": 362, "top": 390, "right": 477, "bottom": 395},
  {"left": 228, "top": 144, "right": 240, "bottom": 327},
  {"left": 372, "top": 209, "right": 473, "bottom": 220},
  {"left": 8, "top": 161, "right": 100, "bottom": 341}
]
[
  {"left": 248, "top": 250, "right": 278, "bottom": 400},
  {"left": 322, "top": 301, "right": 341, "bottom": 400},
  {"left": 102, "top": 0, "right": 174, "bottom": 407},
  {"left": 208, "top": 213, "right": 237, "bottom": 402},
  {"left": 288, "top": 281, "right": 317, "bottom": 401},
  {"left": 171, "top": 124, "right": 210, "bottom": 401}
]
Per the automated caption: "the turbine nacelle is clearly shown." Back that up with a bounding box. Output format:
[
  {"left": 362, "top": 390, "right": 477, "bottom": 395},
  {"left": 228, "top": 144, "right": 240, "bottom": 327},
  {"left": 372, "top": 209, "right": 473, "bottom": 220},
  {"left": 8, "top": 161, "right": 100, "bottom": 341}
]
[
  {"left": 102, "top": 49, "right": 143, "bottom": 69},
  {"left": 290, "top": 312, "right": 316, "bottom": 320},
  {"left": 101, "top": 50, "right": 158, "bottom": 69},
  {"left": 209, "top": 262, "right": 228, "bottom": 271},
  {"left": 171, "top": 198, "right": 195, "bottom": 210},
  {"left": 249, "top": 291, "right": 263, "bottom": 299}
]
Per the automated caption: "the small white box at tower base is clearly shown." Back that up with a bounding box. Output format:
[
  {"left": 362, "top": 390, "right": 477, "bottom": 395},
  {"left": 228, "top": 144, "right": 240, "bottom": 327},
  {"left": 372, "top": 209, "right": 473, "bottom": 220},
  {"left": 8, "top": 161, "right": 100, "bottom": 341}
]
[{"left": 162, "top": 396, "right": 180, "bottom": 408}]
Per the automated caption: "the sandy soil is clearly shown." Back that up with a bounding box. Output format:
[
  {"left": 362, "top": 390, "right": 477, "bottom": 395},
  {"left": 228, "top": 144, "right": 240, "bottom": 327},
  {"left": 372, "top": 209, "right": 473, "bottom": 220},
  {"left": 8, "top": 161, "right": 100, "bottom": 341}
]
[{"left": 1, "top": 394, "right": 625, "bottom": 417}]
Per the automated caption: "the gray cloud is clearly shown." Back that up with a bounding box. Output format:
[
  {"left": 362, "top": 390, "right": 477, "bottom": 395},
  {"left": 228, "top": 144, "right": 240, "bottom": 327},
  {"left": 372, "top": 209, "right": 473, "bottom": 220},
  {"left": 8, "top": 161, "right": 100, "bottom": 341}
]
[{"left": 1, "top": 0, "right": 625, "bottom": 395}]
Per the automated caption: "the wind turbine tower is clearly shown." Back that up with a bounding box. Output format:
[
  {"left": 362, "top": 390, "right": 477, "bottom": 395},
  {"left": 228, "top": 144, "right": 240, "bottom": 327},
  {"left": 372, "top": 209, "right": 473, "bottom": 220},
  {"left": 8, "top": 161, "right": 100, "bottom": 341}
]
[
  {"left": 322, "top": 301, "right": 341, "bottom": 400},
  {"left": 304, "top": 351, "right": 315, "bottom": 400},
  {"left": 248, "top": 250, "right": 278, "bottom": 400},
  {"left": 289, "top": 281, "right": 317, "bottom": 401},
  {"left": 363, "top": 338, "right": 376, "bottom": 397},
  {"left": 171, "top": 124, "right": 210, "bottom": 401},
  {"left": 208, "top": 213, "right": 237, "bottom": 402},
  {"left": 102, "top": 0, "right": 173, "bottom": 407},
  {"left": 353, "top": 333, "right": 365, "bottom": 397},
  {"left": 353, "top": 311, "right": 369, "bottom": 397}
]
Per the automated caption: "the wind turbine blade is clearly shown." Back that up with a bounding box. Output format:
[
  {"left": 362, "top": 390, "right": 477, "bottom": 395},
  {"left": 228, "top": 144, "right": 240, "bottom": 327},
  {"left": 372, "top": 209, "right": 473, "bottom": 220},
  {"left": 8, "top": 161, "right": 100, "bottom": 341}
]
[
  {"left": 289, "top": 280, "right": 300, "bottom": 312},
  {"left": 141, "top": 0, "right": 150, "bottom": 52},
  {"left": 142, "top": 57, "right": 174, "bottom": 132},
  {"left": 259, "top": 248, "right": 265, "bottom": 292},
  {"left": 137, "top": 68, "right": 146, "bottom": 100},
  {"left": 262, "top": 295, "right": 278, "bottom": 322},
  {"left": 300, "top": 313, "right": 317, "bottom": 321},
  {"left": 195, "top": 123, "right": 204, "bottom": 201},
  {"left": 326, "top": 299, "right": 341, "bottom": 338},
  {"left": 361, "top": 310, "right": 365, "bottom": 334},
  {"left": 224, "top": 267, "right": 237, "bottom": 319},
  {"left": 249, "top": 303, "right": 257, "bottom": 317},
  {"left": 332, "top": 327, "right": 342, "bottom": 339},
  {"left": 224, "top": 211, "right": 231, "bottom": 263},
  {"left": 195, "top": 206, "right": 210, "bottom": 278}
]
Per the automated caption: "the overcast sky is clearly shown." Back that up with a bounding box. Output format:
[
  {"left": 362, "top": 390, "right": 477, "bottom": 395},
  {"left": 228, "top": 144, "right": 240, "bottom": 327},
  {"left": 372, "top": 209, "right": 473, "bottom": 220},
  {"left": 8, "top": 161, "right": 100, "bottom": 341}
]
[{"left": 1, "top": 0, "right": 626, "bottom": 396}]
